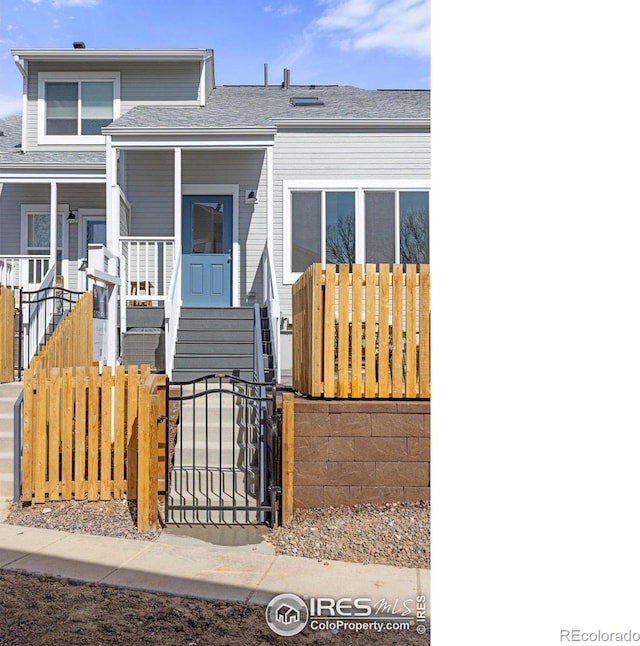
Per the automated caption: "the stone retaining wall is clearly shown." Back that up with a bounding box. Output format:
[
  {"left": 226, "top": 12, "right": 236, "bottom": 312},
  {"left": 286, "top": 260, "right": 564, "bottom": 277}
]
[{"left": 293, "top": 398, "right": 430, "bottom": 508}]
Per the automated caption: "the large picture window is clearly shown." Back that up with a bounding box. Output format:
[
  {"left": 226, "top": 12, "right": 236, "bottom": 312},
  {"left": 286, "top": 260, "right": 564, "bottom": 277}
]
[
  {"left": 38, "top": 72, "right": 120, "bottom": 144},
  {"left": 284, "top": 182, "right": 428, "bottom": 283}
]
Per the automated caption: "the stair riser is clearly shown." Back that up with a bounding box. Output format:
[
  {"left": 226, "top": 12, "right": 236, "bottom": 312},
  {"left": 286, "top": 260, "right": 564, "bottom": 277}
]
[
  {"left": 177, "top": 329, "right": 253, "bottom": 342},
  {"left": 180, "top": 308, "right": 253, "bottom": 320},
  {"left": 175, "top": 342, "right": 253, "bottom": 355}
]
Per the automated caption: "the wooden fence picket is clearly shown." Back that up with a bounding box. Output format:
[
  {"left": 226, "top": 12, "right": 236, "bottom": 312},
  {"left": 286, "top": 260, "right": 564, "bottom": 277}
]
[{"left": 292, "top": 263, "right": 430, "bottom": 399}]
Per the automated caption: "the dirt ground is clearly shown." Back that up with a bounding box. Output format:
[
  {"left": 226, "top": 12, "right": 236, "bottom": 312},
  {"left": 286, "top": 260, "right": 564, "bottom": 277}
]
[{"left": 0, "top": 570, "right": 429, "bottom": 645}]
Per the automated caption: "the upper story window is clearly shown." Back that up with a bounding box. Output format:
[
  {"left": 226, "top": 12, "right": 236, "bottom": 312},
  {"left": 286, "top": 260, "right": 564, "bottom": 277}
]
[{"left": 38, "top": 72, "right": 120, "bottom": 145}]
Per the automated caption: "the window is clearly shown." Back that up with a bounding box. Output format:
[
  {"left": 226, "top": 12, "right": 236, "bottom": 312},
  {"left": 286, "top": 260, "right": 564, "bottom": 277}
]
[
  {"left": 289, "top": 190, "right": 356, "bottom": 273},
  {"left": 364, "top": 190, "right": 429, "bottom": 265},
  {"left": 38, "top": 72, "right": 120, "bottom": 144},
  {"left": 21, "top": 205, "right": 68, "bottom": 262},
  {"left": 399, "top": 191, "right": 429, "bottom": 264},
  {"left": 284, "top": 182, "right": 429, "bottom": 283}
]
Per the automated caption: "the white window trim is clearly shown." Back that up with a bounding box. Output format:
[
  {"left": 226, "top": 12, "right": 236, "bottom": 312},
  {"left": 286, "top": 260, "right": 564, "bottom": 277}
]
[
  {"left": 282, "top": 179, "right": 429, "bottom": 285},
  {"left": 37, "top": 71, "right": 121, "bottom": 145},
  {"left": 20, "top": 203, "right": 69, "bottom": 256}
]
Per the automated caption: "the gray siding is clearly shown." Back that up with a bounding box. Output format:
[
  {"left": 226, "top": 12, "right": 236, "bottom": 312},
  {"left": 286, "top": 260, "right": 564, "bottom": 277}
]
[
  {"left": 0, "top": 182, "right": 105, "bottom": 290},
  {"left": 26, "top": 61, "right": 201, "bottom": 151},
  {"left": 273, "top": 128, "right": 430, "bottom": 316},
  {"left": 182, "top": 150, "right": 267, "bottom": 305},
  {"left": 124, "top": 149, "right": 268, "bottom": 305},
  {"left": 125, "top": 150, "right": 174, "bottom": 236}
]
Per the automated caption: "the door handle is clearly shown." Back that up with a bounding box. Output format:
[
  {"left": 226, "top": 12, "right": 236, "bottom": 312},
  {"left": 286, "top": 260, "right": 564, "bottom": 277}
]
[{"left": 227, "top": 255, "right": 231, "bottom": 263}]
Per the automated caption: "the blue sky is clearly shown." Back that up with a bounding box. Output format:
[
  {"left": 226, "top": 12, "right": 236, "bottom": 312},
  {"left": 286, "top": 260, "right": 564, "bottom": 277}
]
[{"left": 0, "top": 0, "right": 429, "bottom": 117}]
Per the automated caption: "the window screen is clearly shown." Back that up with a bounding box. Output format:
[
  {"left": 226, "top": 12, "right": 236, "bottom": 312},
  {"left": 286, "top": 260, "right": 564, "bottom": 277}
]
[
  {"left": 365, "top": 191, "right": 395, "bottom": 264},
  {"left": 291, "top": 192, "right": 321, "bottom": 272}
]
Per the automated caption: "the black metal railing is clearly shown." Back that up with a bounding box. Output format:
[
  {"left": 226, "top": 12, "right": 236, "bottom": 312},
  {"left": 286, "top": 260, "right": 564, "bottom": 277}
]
[{"left": 18, "top": 286, "right": 84, "bottom": 379}]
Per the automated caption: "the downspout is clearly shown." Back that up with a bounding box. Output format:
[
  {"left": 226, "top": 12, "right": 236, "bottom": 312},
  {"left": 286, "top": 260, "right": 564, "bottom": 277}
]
[{"left": 13, "top": 56, "right": 28, "bottom": 153}]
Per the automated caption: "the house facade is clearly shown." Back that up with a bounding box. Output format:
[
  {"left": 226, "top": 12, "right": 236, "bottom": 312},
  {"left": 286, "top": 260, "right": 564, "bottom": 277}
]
[{"left": 0, "top": 46, "right": 430, "bottom": 379}]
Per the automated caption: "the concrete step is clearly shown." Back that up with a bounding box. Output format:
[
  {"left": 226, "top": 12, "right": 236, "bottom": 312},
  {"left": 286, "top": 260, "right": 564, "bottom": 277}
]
[
  {"left": 173, "top": 355, "right": 254, "bottom": 370},
  {"left": 170, "top": 369, "right": 254, "bottom": 383}
]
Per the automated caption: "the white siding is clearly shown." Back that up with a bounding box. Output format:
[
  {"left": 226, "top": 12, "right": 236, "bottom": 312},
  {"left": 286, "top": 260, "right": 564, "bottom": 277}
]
[
  {"left": 26, "top": 61, "right": 201, "bottom": 151},
  {"left": 273, "top": 128, "right": 430, "bottom": 316}
]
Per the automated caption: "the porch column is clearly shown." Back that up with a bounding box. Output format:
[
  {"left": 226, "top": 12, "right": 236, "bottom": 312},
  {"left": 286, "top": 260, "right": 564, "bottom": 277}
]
[
  {"left": 174, "top": 147, "right": 182, "bottom": 259},
  {"left": 49, "top": 181, "right": 58, "bottom": 272},
  {"left": 105, "top": 135, "right": 116, "bottom": 249},
  {"left": 266, "top": 146, "right": 274, "bottom": 259}
]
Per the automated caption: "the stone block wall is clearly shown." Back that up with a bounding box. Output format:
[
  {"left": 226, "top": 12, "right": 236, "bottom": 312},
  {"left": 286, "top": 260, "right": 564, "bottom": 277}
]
[{"left": 293, "top": 398, "right": 430, "bottom": 508}]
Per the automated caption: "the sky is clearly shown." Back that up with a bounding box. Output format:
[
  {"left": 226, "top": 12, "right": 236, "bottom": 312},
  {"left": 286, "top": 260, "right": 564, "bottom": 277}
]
[{"left": 0, "top": 0, "right": 429, "bottom": 117}]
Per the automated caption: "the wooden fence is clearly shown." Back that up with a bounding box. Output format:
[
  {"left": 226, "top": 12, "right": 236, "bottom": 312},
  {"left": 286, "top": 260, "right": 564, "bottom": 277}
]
[
  {"left": 292, "top": 263, "right": 430, "bottom": 399},
  {"left": 21, "top": 364, "right": 165, "bottom": 530},
  {"left": 29, "top": 290, "right": 93, "bottom": 375},
  {"left": 0, "top": 287, "right": 15, "bottom": 383}
]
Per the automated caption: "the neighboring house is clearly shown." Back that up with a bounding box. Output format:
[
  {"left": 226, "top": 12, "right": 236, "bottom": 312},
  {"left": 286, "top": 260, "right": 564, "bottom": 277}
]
[{"left": 0, "top": 45, "right": 430, "bottom": 380}]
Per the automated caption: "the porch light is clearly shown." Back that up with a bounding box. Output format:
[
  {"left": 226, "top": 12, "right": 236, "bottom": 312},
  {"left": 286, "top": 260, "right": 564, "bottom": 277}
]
[
  {"left": 67, "top": 209, "right": 77, "bottom": 222},
  {"left": 245, "top": 189, "right": 258, "bottom": 205}
]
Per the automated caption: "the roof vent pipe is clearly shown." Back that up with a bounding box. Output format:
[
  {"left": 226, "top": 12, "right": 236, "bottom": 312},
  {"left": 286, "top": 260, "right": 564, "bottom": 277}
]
[
  {"left": 284, "top": 68, "right": 290, "bottom": 90},
  {"left": 264, "top": 63, "right": 268, "bottom": 88}
]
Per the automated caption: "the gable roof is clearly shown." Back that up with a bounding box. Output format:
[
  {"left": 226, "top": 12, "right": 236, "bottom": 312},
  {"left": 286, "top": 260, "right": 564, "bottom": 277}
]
[{"left": 104, "top": 85, "right": 430, "bottom": 133}]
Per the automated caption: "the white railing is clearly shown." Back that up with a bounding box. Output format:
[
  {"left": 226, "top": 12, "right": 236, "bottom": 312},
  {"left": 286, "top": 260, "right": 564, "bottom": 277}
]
[
  {"left": 262, "top": 247, "right": 281, "bottom": 383},
  {"left": 22, "top": 263, "right": 57, "bottom": 368},
  {"left": 0, "top": 256, "right": 50, "bottom": 291},
  {"left": 87, "top": 244, "right": 122, "bottom": 367},
  {"left": 164, "top": 251, "right": 182, "bottom": 378},
  {"left": 119, "top": 237, "right": 175, "bottom": 304}
]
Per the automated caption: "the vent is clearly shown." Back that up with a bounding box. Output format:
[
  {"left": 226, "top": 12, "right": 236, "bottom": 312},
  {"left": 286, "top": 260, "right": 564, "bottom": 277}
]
[
  {"left": 290, "top": 97, "right": 324, "bottom": 107},
  {"left": 73, "top": 41, "right": 86, "bottom": 49}
]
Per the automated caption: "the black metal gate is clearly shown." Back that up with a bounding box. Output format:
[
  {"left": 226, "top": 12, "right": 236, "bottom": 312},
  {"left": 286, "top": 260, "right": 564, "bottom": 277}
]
[
  {"left": 164, "top": 374, "right": 281, "bottom": 526},
  {"left": 18, "top": 286, "right": 84, "bottom": 378}
]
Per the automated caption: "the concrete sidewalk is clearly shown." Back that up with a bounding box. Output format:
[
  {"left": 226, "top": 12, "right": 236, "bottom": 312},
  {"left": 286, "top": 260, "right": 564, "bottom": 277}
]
[{"left": 0, "top": 520, "right": 429, "bottom": 614}]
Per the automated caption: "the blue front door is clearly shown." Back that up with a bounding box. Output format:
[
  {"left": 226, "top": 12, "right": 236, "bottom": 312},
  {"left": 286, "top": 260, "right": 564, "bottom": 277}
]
[{"left": 182, "top": 195, "right": 233, "bottom": 307}]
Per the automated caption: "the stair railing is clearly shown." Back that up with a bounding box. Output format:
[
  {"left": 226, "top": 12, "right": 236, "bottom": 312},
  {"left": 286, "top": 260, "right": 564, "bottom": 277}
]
[
  {"left": 164, "top": 252, "right": 182, "bottom": 379},
  {"left": 261, "top": 248, "right": 280, "bottom": 383}
]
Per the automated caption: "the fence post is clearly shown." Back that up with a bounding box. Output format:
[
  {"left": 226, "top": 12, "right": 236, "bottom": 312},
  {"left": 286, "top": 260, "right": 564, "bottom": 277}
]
[
  {"left": 137, "top": 376, "right": 150, "bottom": 531},
  {"left": 281, "top": 393, "right": 294, "bottom": 526},
  {"left": 0, "top": 287, "right": 15, "bottom": 383},
  {"left": 21, "top": 369, "right": 34, "bottom": 501}
]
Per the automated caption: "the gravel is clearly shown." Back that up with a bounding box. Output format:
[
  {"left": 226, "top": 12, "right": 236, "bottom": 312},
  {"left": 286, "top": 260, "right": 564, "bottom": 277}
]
[
  {"left": 265, "top": 501, "right": 430, "bottom": 569},
  {"left": 4, "top": 499, "right": 161, "bottom": 542},
  {"left": 4, "top": 499, "right": 430, "bottom": 570}
]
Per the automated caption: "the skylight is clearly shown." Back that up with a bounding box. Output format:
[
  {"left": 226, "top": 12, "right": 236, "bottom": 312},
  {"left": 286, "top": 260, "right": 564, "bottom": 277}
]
[{"left": 290, "top": 97, "right": 324, "bottom": 106}]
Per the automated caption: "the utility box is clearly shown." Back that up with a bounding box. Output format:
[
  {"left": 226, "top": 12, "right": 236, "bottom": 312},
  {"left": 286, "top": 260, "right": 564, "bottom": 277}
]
[{"left": 122, "top": 327, "right": 165, "bottom": 372}]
